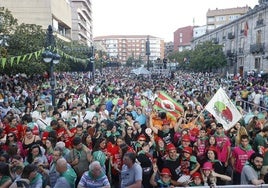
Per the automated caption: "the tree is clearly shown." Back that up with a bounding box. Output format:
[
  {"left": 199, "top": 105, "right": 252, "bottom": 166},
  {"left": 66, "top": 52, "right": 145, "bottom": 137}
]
[
  {"left": 0, "top": 8, "right": 18, "bottom": 35},
  {"left": 1, "top": 23, "right": 46, "bottom": 75},
  {"left": 190, "top": 41, "right": 226, "bottom": 72}
]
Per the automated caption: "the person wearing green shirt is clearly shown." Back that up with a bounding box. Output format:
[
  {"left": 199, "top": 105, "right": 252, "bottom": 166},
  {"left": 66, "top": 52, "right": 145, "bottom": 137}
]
[
  {"left": 253, "top": 126, "right": 268, "bottom": 178},
  {"left": 55, "top": 158, "right": 77, "bottom": 188}
]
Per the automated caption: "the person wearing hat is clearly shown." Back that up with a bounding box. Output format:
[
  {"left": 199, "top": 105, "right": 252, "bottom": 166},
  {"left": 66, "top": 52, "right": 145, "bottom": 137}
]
[
  {"left": 189, "top": 171, "right": 203, "bottom": 186},
  {"left": 178, "top": 134, "right": 192, "bottom": 154},
  {"left": 150, "top": 165, "right": 174, "bottom": 188},
  {"left": 162, "top": 143, "right": 185, "bottom": 186},
  {"left": 153, "top": 137, "right": 166, "bottom": 171},
  {"left": 149, "top": 114, "right": 180, "bottom": 145},
  {"left": 178, "top": 146, "right": 200, "bottom": 177},
  {"left": 201, "top": 161, "right": 231, "bottom": 187},
  {"left": 134, "top": 134, "right": 147, "bottom": 153}
]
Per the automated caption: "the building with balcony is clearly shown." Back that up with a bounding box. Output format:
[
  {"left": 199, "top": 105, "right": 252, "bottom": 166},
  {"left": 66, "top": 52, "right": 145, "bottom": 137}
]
[
  {"left": 0, "top": 0, "right": 72, "bottom": 42},
  {"left": 93, "top": 35, "right": 164, "bottom": 65},
  {"left": 192, "top": 1, "right": 268, "bottom": 77},
  {"left": 70, "top": 0, "right": 93, "bottom": 46},
  {"left": 207, "top": 6, "right": 249, "bottom": 31},
  {"left": 174, "top": 26, "right": 194, "bottom": 52}
]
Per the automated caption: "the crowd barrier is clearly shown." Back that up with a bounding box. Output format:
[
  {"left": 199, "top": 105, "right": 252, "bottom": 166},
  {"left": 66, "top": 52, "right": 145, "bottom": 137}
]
[{"left": 175, "top": 185, "right": 268, "bottom": 188}]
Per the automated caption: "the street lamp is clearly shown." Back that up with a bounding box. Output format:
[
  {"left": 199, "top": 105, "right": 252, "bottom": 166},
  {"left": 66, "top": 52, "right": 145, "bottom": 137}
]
[{"left": 42, "top": 25, "right": 60, "bottom": 107}]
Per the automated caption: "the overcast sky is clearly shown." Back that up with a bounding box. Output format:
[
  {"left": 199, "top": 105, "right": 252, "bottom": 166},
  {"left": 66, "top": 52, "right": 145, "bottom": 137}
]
[{"left": 92, "top": 0, "right": 259, "bottom": 42}]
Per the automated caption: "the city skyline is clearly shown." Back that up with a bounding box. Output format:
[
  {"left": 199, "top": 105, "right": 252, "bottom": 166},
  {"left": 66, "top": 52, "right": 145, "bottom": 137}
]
[{"left": 92, "top": 0, "right": 259, "bottom": 42}]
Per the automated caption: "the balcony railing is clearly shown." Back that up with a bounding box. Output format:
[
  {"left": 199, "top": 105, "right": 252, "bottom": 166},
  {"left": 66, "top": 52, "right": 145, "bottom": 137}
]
[
  {"left": 256, "top": 19, "right": 264, "bottom": 27},
  {"left": 228, "top": 32, "right": 235, "bottom": 39},
  {"left": 250, "top": 43, "right": 265, "bottom": 53}
]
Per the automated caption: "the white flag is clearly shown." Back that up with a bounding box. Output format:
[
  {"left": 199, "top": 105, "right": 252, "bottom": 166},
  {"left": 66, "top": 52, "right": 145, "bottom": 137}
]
[{"left": 205, "top": 87, "right": 242, "bottom": 130}]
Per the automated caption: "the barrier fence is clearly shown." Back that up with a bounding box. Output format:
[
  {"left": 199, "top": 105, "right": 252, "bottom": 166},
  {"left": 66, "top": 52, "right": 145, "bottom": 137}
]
[{"left": 175, "top": 184, "right": 268, "bottom": 188}]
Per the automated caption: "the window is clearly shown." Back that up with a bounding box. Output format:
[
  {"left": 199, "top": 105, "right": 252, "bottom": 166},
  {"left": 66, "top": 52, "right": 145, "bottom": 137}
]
[{"left": 255, "top": 58, "right": 261, "bottom": 71}]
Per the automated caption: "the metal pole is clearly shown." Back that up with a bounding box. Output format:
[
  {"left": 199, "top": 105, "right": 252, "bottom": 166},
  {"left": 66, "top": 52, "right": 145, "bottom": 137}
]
[
  {"left": 46, "top": 25, "right": 56, "bottom": 107},
  {"left": 50, "top": 61, "right": 55, "bottom": 107},
  {"left": 91, "top": 45, "right": 95, "bottom": 81},
  {"left": 146, "top": 36, "right": 150, "bottom": 71}
]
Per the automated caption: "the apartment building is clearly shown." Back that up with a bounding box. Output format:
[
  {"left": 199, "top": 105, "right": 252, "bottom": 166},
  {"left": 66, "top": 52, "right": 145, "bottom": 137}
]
[
  {"left": 94, "top": 35, "right": 164, "bottom": 64},
  {"left": 70, "top": 0, "right": 93, "bottom": 46},
  {"left": 0, "top": 0, "right": 72, "bottom": 42},
  {"left": 174, "top": 26, "right": 194, "bottom": 52},
  {"left": 192, "top": 1, "right": 268, "bottom": 77},
  {"left": 207, "top": 6, "right": 249, "bottom": 31},
  {"left": 0, "top": 0, "right": 93, "bottom": 45},
  {"left": 193, "top": 25, "right": 207, "bottom": 38}
]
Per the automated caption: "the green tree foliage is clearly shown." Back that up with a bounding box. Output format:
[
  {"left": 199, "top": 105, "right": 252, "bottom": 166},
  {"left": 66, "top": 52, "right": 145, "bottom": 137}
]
[
  {"left": 190, "top": 41, "right": 227, "bottom": 72},
  {"left": 1, "top": 23, "right": 46, "bottom": 75},
  {"left": 167, "top": 41, "right": 227, "bottom": 72},
  {"left": 0, "top": 8, "right": 18, "bottom": 34},
  {"left": 0, "top": 8, "right": 95, "bottom": 75}
]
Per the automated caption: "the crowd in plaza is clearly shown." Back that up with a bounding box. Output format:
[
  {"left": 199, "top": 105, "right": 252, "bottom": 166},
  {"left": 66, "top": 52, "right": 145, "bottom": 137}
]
[{"left": 0, "top": 67, "right": 268, "bottom": 187}]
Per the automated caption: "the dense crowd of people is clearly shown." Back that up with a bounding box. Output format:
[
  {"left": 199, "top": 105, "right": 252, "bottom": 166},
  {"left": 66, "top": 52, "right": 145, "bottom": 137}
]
[{"left": 0, "top": 67, "right": 267, "bottom": 187}]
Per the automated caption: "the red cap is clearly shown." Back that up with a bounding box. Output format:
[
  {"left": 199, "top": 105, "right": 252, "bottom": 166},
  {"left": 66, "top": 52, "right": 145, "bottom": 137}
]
[
  {"left": 207, "top": 146, "right": 217, "bottom": 153},
  {"left": 160, "top": 168, "right": 171, "bottom": 176},
  {"left": 137, "top": 134, "right": 146, "bottom": 141},
  {"left": 166, "top": 143, "right": 176, "bottom": 151},
  {"left": 202, "top": 162, "right": 213, "bottom": 170},
  {"left": 192, "top": 172, "right": 202, "bottom": 178},
  {"left": 191, "top": 128, "right": 199, "bottom": 136},
  {"left": 42, "top": 132, "right": 49, "bottom": 140},
  {"left": 182, "top": 134, "right": 191, "bottom": 142},
  {"left": 155, "top": 136, "right": 164, "bottom": 143},
  {"left": 192, "top": 172, "right": 202, "bottom": 179},
  {"left": 183, "top": 146, "right": 193, "bottom": 154}
]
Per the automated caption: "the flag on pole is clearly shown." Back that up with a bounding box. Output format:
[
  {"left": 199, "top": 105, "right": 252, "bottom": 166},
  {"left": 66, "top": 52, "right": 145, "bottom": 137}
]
[
  {"left": 154, "top": 91, "right": 184, "bottom": 120},
  {"left": 205, "top": 87, "right": 242, "bottom": 130}
]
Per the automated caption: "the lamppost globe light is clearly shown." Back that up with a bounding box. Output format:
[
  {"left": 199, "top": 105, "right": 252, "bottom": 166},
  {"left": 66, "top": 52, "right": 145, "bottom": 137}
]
[
  {"left": 42, "top": 50, "right": 53, "bottom": 63},
  {"left": 52, "top": 53, "right": 61, "bottom": 64}
]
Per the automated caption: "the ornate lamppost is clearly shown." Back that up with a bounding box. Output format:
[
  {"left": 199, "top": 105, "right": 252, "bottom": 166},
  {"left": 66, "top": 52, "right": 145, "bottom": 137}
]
[{"left": 42, "top": 25, "right": 60, "bottom": 107}]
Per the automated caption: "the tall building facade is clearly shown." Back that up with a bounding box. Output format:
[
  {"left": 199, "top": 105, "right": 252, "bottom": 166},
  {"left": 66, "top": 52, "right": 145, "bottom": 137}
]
[
  {"left": 174, "top": 26, "right": 194, "bottom": 52},
  {"left": 70, "top": 0, "right": 93, "bottom": 46},
  {"left": 94, "top": 35, "right": 164, "bottom": 64},
  {"left": 0, "top": 0, "right": 93, "bottom": 45},
  {"left": 192, "top": 1, "right": 268, "bottom": 77},
  {"left": 0, "top": 0, "right": 72, "bottom": 42},
  {"left": 207, "top": 6, "right": 249, "bottom": 31}
]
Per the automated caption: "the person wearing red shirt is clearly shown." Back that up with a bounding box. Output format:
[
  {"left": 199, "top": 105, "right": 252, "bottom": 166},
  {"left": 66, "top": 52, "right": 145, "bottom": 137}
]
[{"left": 4, "top": 116, "right": 25, "bottom": 141}]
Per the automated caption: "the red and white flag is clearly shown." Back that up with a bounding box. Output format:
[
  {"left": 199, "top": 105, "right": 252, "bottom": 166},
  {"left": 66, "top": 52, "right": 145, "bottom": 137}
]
[
  {"left": 154, "top": 91, "right": 184, "bottom": 120},
  {"left": 205, "top": 87, "right": 242, "bottom": 130}
]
